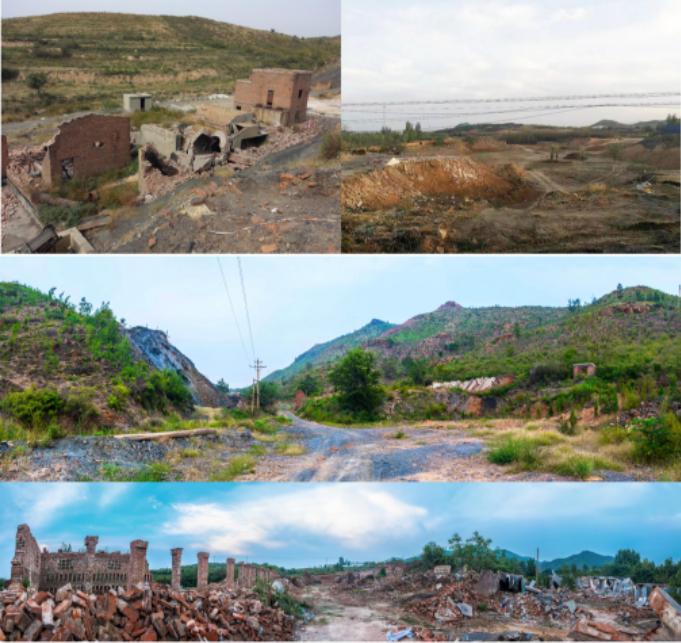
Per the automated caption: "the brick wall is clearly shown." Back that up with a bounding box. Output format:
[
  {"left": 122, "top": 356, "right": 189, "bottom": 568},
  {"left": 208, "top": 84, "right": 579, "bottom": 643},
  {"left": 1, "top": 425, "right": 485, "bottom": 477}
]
[
  {"left": 129, "top": 539, "right": 150, "bottom": 588},
  {"left": 226, "top": 558, "right": 235, "bottom": 588},
  {"left": 11, "top": 525, "right": 41, "bottom": 589},
  {"left": 42, "top": 114, "right": 130, "bottom": 187},
  {"left": 234, "top": 69, "right": 312, "bottom": 126}
]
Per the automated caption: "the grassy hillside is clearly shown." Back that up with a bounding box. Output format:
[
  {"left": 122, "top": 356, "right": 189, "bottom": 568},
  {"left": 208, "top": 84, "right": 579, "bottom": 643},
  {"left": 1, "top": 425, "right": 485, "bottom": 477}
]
[
  {"left": 265, "top": 319, "right": 395, "bottom": 384},
  {"left": 0, "top": 282, "right": 194, "bottom": 440},
  {"left": 1, "top": 13, "right": 341, "bottom": 121},
  {"left": 539, "top": 551, "right": 614, "bottom": 573}
]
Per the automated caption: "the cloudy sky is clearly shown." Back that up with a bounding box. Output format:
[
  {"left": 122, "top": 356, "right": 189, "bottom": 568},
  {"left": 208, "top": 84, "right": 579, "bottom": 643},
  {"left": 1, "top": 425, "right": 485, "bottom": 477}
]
[
  {"left": 1, "top": 0, "right": 339, "bottom": 38},
  {"left": 342, "top": 0, "right": 681, "bottom": 131},
  {"left": 1, "top": 483, "right": 679, "bottom": 576},
  {"left": 2, "top": 255, "right": 679, "bottom": 388}
]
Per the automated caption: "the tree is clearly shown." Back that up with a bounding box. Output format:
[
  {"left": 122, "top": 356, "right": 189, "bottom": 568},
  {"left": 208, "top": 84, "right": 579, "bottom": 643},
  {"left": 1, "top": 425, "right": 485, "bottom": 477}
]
[
  {"left": 26, "top": 72, "right": 48, "bottom": 99},
  {"left": 216, "top": 379, "right": 229, "bottom": 394},
  {"left": 401, "top": 355, "right": 429, "bottom": 386},
  {"left": 328, "top": 348, "right": 384, "bottom": 416},
  {"left": 295, "top": 372, "right": 322, "bottom": 397},
  {"left": 421, "top": 541, "right": 447, "bottom": 569},
  {"left": 616, "top": 283, "right": 623, "bottom": 299},
  {"left": 525, "top": 557, "right": 537, "bottom": 578}
]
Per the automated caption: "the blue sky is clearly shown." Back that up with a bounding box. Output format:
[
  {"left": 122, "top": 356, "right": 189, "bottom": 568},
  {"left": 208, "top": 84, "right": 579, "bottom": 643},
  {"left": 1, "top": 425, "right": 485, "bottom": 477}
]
[
  {"left": 342, "top": 0, "right": 680, "bottom": 131},
  {"left": 1, "top": 255, "right": 679, "bottom": 388},
  {"left": 1, "top": 0, "right": 340, "bottom": 38},
  {"left": 1, "top": 483, "right": 679, "bottom": 576}
]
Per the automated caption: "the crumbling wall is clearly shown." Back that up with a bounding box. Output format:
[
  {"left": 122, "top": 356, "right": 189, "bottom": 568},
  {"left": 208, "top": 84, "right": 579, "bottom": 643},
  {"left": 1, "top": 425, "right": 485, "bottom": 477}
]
[
  {"left": 129, "top": 539, "right": 150, "bottom": 588},
  {"left": 234, "top": 69, "right": 311, "bottom": 126},
  {"left": 140, "top": 125, "right": 181, "bottom": 158},
  {"left": 42, "top": 114, "right": 130, "bottom": 187},
  {"left": 171, "top": 548, "right": 183, "bottom": 591},
  {"left": 11, "top": 525, "right": 41, "bottom": 589},
  {"left": 573, "top": 363, "right": 596, "bottom": 378},
  {"left": 40, "top": 549, "right": 131, "bottom": 595},
  {"left": 226, "top": 558, "right": 235, "bottom": 588}
]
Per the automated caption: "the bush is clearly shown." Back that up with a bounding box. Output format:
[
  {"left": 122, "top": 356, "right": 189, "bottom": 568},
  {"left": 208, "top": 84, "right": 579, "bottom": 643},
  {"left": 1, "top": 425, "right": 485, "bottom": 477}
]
[
  {"left": 487, "top": 437, "right": 542, "bottom": 469},
  {"left": 630, "top": 417, "right": 674, "bottom": 463},
  {"left": 2, "top": 68, "right": 20, "bottom": 82},
  {"left": 321, "top": 130, "right": 341, "bottom": 160},
  {"left": 2, "top": 387, "right": 63, "bottom": 426},
  {"left": 328, "top": 348, "right": 384, "bottom": 418},
  {"left": 37, "top": 203, "right": 98, "bottom": 229}
]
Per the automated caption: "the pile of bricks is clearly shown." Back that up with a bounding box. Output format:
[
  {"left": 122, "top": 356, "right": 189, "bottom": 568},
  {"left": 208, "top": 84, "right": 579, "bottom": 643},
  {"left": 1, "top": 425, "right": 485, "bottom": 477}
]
[
  {"left": 615, "top": 401, "right": 662, "bottom": 426},
  {"left": 1, "top": 187, "right": 20, "bottom": 243},
  {"left": 0, "top": 582, "right": 298, "bottom": 641}
]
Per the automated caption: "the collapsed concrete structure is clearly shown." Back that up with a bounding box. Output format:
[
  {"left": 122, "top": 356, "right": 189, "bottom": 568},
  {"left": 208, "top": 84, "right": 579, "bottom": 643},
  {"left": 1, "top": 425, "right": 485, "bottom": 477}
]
[
  {"left": 431, "top": 374, "right": 515, "bottom": 393},
  {"left": 9, "top": 525, "right": 151, "bottom": 595},
  {"left": 42, "top": 114, "right": 131, "bottom": 188},
  {"left": 234, "top": 69, "right": 311, "bottom": 126}
]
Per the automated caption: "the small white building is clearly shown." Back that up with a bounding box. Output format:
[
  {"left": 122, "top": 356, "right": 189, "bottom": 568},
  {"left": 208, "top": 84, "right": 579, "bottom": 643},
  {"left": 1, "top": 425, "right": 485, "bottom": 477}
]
[{"left": 124, "top": 93, "right": 153, "bottom": 112}]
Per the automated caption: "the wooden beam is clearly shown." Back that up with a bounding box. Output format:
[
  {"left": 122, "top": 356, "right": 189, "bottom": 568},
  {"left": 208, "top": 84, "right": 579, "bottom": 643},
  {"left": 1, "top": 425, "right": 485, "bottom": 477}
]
[{"left": 114, "top": 428, "right": 217, "bottom": 441}]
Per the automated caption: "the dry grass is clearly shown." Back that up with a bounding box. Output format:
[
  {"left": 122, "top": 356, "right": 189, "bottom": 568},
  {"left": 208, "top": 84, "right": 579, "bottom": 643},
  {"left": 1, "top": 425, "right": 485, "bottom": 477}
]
[
  {"left": 586, "top": 183, "right": 608, "bottom": 193},
  {"left": 274, "top": 442, "right": 306, "bottom": 456}
]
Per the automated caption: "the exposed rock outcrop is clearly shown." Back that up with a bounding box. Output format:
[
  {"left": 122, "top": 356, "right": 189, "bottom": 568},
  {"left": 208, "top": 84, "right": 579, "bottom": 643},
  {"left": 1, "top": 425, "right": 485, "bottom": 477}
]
[{"left": 125, "top": 327, "right": 238, "bottom": 408}]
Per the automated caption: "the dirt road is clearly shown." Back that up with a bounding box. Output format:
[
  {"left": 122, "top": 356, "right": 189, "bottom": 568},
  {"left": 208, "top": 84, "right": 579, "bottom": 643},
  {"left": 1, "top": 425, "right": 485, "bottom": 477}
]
[{"left": 249, "top": 413, "right": 569, "bottom": 482}]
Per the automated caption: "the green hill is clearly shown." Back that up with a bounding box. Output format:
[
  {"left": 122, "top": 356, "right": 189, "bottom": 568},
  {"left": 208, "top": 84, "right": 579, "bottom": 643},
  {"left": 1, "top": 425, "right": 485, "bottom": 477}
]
[
  {"left": 539, "top": 551, "right": 615, "bottom": 572},
  {"left": 0, "top": 282, "right": 194, "bottom": 437},
  {"left": 1, "top": 12, "right": 340, "bottom": 121},
  {"left": 264, "top": 318, "right": 396, "bottom": 384}
]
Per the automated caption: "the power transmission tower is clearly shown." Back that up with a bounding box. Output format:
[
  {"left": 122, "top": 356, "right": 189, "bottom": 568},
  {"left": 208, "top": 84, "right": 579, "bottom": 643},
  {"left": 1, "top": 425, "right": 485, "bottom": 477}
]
[{"left": 250, "top": 359, "right": 267, "bottom": 411}]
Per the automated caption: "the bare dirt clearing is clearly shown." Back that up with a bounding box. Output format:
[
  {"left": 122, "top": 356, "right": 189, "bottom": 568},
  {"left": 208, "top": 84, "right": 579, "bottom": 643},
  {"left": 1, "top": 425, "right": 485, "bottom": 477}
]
[{"left": 341, "top": 141, "right": 680, "bottom": 253}]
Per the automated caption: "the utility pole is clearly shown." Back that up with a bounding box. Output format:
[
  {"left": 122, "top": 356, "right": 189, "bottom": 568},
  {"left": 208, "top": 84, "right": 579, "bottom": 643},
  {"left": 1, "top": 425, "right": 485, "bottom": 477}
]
[
  {"left": 536, "top": 548, "right": 539, "bottom": 585},
  {"left": 250, "top": 359, "right": 267, "bottom": 411},
  {"left": 251, "top": 379, "right": 256, "bottom": 415}
]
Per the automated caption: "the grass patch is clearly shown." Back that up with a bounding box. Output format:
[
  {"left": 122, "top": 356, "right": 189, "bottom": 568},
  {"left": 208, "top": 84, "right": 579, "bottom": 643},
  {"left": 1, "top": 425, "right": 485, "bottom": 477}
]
[
  {"left": 208, "top": 455, "right": 256, "bottom": 481},
  {"left": 274, "top": 442, "right": 305, "bottom": 456}
]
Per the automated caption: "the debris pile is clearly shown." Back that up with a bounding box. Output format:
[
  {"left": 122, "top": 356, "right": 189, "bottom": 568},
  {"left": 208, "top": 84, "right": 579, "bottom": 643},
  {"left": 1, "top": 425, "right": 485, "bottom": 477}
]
[
  {"left": 0, "top": 582, "right": 298, "bottom": 641},
  {"left": 1, "top": 187, "right": 20, "bottom": 243}
]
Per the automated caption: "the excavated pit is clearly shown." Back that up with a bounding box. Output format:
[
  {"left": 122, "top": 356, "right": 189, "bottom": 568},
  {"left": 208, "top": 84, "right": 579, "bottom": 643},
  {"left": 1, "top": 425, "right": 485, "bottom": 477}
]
[{"left": 342, "top": 157, "right": 540, "bottom": 212}]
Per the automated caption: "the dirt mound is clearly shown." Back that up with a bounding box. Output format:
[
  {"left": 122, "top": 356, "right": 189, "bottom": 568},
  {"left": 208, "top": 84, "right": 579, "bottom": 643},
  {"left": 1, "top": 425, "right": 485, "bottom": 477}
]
[{"left": 341, "top": 157, "right": 516, "bottom": 211}]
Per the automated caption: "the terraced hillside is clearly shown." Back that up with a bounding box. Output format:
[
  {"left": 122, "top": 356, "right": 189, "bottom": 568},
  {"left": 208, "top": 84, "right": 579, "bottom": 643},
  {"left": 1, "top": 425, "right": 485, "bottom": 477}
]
[
  {"left": 1, "top": 13, "right": 341, "bottom": 120},
  {"left": 0, "top": 282, "right": 197, "bottom": 435}
]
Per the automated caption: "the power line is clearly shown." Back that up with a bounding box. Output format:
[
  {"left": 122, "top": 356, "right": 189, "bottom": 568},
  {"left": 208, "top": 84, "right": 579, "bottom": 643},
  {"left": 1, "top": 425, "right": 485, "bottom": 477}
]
[
  {"left": 217, "top": 257, "right": 250, "bottom": 365},
  {"left": 237, "top": 257, "right": 256, "bottom": 363},
  {"left": 342, "top": 102, "right": 680, "bottom": 124},
  {"left": 343, "top": 91, "right": 681, "bottom": 107}
]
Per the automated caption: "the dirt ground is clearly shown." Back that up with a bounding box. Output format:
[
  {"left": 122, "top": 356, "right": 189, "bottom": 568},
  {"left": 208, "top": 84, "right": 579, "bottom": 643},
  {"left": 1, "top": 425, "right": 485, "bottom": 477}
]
[
  {"left": 341, "top": 140, "right": 680, "bottom": 254},
  {"left": 1, "top": 184, "right": 43, "bottom": 252},
  {"left": 1, "top": 412, "right": 659, "bottom": 482}
]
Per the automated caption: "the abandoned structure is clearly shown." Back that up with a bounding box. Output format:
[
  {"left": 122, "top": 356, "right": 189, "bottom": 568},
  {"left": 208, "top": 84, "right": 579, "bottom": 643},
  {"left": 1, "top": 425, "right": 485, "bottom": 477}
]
[
  {"left": 124, "top": 93, "right": 152, "bottom": 112},
  {"left": 234, "top": 69, "right": 312, "bottom": 127},
  {"left": 8, "top": 525, "right": 280, "bottom": 594},
  {"left": 9, "top": 525, "right": 151, "bottom": 594},
  {"left": 573, "top": 363, "right": 597, "bottom": 378},
  {"left": 42, "top": 114, "right": 131, "bottom": 188}
]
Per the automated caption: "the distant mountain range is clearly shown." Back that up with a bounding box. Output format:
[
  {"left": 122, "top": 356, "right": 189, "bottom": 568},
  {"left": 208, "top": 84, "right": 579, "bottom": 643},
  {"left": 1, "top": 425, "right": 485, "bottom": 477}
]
[{"left": 498, "top": 549, "right": 615, "bottom": 572}]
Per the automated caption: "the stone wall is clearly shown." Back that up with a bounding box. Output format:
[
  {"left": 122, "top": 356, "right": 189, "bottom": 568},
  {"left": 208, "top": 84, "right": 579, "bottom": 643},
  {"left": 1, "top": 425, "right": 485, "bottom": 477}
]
[{"left": 42, "top": 114, "right": 130, "bottom": 187}]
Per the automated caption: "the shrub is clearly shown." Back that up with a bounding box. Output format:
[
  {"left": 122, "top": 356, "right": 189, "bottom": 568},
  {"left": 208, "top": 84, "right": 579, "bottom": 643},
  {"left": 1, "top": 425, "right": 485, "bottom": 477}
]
[
  {"left": 2, "top": 387, "right": 63, "bottom": 426},
  {"left": 321, "top": 130, "right": 341, "bottom": 160},
  {"left": 2, "top": 68, "right": 20, "bottom": 82},
  {"left": 37, "top": 203, "right": 98, "bottom": 229},
  {"left": 629, "top": 417, "right": 674, "bottom": 463}
]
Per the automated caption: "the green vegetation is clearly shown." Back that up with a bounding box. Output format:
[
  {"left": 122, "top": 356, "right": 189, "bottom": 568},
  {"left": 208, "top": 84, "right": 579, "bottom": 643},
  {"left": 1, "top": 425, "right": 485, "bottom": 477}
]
[
  {"left": 208, "top": 455, "right": 256, "bottom": 481},
  {"left": 328, "top": 348, "right": 384, "bottom": 419},
  {"left": 1, "top": 13, "right": 340, "bottom": 121},
  {"left": 0, "top": 282, "right": 194, "bottom": 438}
]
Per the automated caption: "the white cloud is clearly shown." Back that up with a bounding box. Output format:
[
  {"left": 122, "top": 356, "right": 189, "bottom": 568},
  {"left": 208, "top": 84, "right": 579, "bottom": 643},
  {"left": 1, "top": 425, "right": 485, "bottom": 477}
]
[
  {"left": 551, "top": 7, "right": 586, "bottom": 22},
  {"left": 166, "top": 487, "right": 427, "bottom": 554},
  {"left": 9, "top": 485, "right": 89, "bottom": 529},
  {"left": 97, "top": 485, "right": 129, "bottom": 508}
]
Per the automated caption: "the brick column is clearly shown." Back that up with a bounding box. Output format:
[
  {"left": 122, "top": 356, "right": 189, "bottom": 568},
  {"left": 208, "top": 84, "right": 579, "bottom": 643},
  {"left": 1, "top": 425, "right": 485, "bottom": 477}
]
[
  {"left": 171, "top": 548, "right": 183, "bottom": 591},
  {"left": 129, "top": 540, "right": 149, "bottom": 588},
  {"left": 226, "top": 558, "right": 235, "bottom": 588},
  {"left": 197, "top": 552, "right": 210, "bottom": 592},
  {"left": 244, "top": 563, "right": 251, "bottom": 587},
  {"left": 238, "top": 562, "right": 244, "bottom": 587}
]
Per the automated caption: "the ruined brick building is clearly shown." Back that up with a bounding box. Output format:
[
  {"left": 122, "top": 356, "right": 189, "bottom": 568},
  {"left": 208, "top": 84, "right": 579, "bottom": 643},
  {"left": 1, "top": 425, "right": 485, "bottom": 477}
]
[
  {"left": 42, "top": 114, "right": 131, "bottom": 187},
  {"left": 9, "top": 525, "right": 151, "bottom": 594},
  {"left": 234, "top": 69, "right": 311, "bottom": 127}
]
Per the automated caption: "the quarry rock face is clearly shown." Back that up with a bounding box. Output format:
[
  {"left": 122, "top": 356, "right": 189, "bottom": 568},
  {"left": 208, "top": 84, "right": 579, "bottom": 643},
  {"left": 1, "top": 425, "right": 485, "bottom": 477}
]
[{"left": 125, "top": 327, "right": 235, "bottom": 408}]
